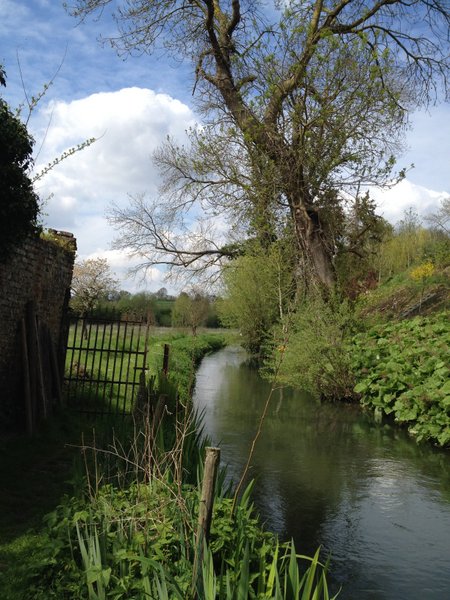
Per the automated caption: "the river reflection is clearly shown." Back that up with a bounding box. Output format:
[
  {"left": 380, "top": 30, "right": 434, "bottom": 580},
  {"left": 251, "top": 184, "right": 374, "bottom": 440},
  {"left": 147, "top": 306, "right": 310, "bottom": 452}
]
[{"left": 193, "top": 346, "right": 450, "bottom": 600}]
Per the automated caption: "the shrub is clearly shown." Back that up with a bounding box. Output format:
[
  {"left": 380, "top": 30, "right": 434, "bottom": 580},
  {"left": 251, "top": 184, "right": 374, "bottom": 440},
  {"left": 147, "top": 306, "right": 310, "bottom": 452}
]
[{"left": 267, "top": 292, "right": 356, "bottom": 401}]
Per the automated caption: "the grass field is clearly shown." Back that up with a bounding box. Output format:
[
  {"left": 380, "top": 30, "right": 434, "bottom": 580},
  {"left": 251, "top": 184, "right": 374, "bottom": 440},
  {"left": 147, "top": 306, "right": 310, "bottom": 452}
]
[{"left": 64, "top": 322, "right": 232, "bottom": 414}]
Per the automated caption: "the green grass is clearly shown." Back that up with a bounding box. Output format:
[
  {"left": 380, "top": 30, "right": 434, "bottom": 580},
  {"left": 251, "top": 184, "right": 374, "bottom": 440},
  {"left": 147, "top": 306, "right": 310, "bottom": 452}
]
[{"left": 0, "top": 410, "right": 88, "bottom": 598}]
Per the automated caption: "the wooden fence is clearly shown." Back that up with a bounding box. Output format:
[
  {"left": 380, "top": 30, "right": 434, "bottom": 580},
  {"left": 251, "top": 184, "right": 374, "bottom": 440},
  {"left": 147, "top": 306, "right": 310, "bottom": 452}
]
[
  {"left": 64, "top": 318, "right": 149, "bottom": 416},
  {"left": 21, "top": 301, "right": 64, "bottom": 434}
]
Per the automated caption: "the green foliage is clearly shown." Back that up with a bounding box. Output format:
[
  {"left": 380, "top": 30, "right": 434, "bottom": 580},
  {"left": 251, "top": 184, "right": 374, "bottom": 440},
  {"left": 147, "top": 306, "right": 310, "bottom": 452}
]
[
  {"left": 77, "top": 291, "right": 222, "bottom": 329},
  {"left": 154, "top": 298, "right": 175, "bottom": 326},
  {"left": 351, "top": 313, "right": 450, "bottom": 446},
  {"left": 24, "top": 478, "right": 334, "bottom": 600},
  {"left": 269, "top": 292, "right": 356, "bottom": 401},
  {"left": 0, "top": 70, "right": 40, "bottom": 260},
  {"left": 374, "top": 210, "right": 450, "bottom": 283},
  {"left": 219, "top": 243, "right": 295, "bottom": 356},
  {"left": 172, "top": 290, "right": 210, "bottom": 334},
  {"left": 25, "top": 481, "right": 196, "bottom": 598},
  {"left": 335, "top": 197, "right": 392, "bottom": 297}
]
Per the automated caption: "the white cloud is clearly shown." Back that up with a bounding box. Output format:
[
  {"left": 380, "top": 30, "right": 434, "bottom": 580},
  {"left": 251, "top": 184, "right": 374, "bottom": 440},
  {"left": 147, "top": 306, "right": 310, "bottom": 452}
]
[
  {"left": 372, "top": 179, "right": 448, "bottom": 225},
  {"left": 33, "top": 87, "right": 196, "bottom": 201},
  {"left": 31, "top": 87, "right": 197, "bottom": 291}
]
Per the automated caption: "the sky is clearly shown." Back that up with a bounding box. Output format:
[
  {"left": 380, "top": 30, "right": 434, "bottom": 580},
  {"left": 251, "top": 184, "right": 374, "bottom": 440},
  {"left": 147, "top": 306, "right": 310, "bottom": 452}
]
[{"left": 1, "top": 0, "right": 449, "bottom": 293}]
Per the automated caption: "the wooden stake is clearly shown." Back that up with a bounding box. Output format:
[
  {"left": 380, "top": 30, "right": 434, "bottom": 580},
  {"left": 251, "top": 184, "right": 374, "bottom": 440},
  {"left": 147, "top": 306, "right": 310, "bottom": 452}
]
[
  {"left": 192, "top": 447, "right": 220, "bottom": 597},
  {"left": 151, "top": 394, "right": 167, "bottom": 438},
  {"left": 21, "top": 318, "right": 33, "bottom": 435},
  {"left": 162, "top": 344, "right": 170, "bottom": 375},
  {"left": 48, "top": 329, "right": 62, "bottom": 407},
  {"left": 197, "top": 447, "right": 221, "bottom": 543},
  {"left": 35, "top": 317, "right": 48, "bottom": 420},
  {"left": 26, "top": 302, "right": 48, "bottom": 421},
  {"left": 25, "top": 302, "right": 38, "bottom": 424}
]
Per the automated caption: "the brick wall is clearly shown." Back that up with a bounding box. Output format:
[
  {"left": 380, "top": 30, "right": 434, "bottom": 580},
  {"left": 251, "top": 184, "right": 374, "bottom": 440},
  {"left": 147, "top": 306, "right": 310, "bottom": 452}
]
[{"left": 0, "top": 230, "right": 76, "bottom": 430}]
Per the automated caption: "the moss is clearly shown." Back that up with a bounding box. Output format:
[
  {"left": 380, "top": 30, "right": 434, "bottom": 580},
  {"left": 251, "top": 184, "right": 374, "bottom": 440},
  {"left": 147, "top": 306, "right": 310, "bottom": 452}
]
[{"left": 40, "top": 229, "right": 76, "bottom": 253}]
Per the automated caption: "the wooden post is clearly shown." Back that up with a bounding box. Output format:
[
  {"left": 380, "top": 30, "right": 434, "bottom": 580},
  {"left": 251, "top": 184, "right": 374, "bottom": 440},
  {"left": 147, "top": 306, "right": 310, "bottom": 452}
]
[
  {"left": 197, "top": 447, "right": 221, "bottom": 543},
  {"left": 35, "top": 317, "right": 48, "bottom": 420},
  {"left": 192, "top": 447, "right": 220, "bottom": 597},
  {"left": 48, "top": 330, "right": 63, "bottom": 407},
  {"left": 25, "top": 302, "right": 38, "bottom": 424},
  {"left": 162, "top": 344, "right": 169, "bottom": 376},
  {"left": 135, "top": 370, "right": 147, "bottom": 409},
  {"left": 26, "top": 302, "right": 48, "bottom": 421},
  {"left": 39, "top": 323, "right": 53, "bottom": 417},
  {"left": 21, "top": 318, "right": 33, "bottom": 435},
  {"left": 151, "top": 394, "right": 167, "bottom": 439}
]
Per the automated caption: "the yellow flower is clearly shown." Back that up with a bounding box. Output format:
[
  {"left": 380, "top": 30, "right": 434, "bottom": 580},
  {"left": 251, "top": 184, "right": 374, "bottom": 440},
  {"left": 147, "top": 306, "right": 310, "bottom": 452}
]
[{"left": 410, "top": 262, "right": 435, "bottom": 282}]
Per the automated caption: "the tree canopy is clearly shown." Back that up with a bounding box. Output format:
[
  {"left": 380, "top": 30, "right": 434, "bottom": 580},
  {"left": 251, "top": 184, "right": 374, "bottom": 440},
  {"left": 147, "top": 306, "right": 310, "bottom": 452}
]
[
  {"left": 172, "top": 288, "right": 210, "bottom": 334},
  {"left": 68, "top": 0, "right": 449, "bottom": 288},
  {"left": 71, "top": 258, "right": 119, "bottom": 316}
]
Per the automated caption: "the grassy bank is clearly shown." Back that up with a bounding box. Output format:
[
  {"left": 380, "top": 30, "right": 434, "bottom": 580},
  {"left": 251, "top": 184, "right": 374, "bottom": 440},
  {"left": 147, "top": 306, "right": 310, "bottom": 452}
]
[
  {"left": 146, "top": 329, "right": 232, "bottom": 400},
  {"left": 267, "top": 266, "right": 449, "bottom": 447}
]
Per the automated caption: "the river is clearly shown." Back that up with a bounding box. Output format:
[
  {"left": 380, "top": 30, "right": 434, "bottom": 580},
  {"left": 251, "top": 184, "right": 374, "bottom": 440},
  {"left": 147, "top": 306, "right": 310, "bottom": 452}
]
[{"left": 193, "top": 346, "right": 450, "bottom": 600}]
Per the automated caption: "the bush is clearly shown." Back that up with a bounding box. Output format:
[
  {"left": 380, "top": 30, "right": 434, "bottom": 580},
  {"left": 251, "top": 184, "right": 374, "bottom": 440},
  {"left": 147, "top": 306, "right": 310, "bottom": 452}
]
[
  {"left": 219, "top": 244, "right": 295, "bottom": 357},
  {"left": 268, "top": 292, "right": 356, "bottom": 401}
]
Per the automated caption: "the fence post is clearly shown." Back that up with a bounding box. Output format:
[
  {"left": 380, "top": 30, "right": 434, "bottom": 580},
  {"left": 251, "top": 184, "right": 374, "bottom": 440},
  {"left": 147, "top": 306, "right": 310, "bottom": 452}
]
[
  {"left": 162, "top": 343, "right": 170, "bottom": 375},
  {"left": 192, "top": 446, "right": 221, "bottom": 597},
  {"left": 21, "top": 318, "right": 33, "bottom": 435},
  {"left": 25, "top": 301, "right": 41, "bottom": 422}
]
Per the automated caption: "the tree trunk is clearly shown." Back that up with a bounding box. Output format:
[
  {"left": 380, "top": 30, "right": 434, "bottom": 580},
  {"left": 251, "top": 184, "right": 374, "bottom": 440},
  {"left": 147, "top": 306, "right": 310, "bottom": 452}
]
[{"left": 292, "top": 203, "right": 335, "bottom": 289}]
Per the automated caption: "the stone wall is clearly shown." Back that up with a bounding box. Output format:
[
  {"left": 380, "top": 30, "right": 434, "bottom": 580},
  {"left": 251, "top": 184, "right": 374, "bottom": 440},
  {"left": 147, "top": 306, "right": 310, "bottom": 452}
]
[{"left": 0, "top": 230, "right": 76, "bottom": 430}]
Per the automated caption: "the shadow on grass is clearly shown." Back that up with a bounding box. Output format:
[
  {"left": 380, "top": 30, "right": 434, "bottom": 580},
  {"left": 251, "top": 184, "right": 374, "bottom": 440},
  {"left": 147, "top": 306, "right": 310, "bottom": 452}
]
[{"left": 0, "top": 408, "right": 130, "bottom": 598}]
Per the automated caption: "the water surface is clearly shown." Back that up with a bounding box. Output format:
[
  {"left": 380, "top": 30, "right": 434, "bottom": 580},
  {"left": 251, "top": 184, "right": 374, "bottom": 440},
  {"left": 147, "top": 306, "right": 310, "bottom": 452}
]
[{"left": 193, "top": 346, "right": 450, "bottom": 599}]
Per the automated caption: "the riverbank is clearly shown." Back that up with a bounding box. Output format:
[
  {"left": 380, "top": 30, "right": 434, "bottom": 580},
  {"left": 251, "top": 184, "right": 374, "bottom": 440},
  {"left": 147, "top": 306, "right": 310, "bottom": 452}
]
[
  {"left": 349, "top": 264, "right": 449, "bottom": 447},
  {"left": 268, "top": 274, "right": 449, "bottom": 447},
  {"left": 0, "top": 331, "right": 334, "bottom": 599}
]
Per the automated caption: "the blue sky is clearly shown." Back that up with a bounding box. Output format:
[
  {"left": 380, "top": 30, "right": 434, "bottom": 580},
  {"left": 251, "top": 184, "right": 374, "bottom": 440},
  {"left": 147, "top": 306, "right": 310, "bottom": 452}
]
[{"left": 2, "top": 0, "right": 449, "bottom": 291}]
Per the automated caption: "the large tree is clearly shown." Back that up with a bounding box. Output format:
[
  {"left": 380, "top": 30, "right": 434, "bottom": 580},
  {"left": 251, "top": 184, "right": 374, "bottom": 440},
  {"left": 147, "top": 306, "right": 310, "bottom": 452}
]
[{"left": 68, "top": 0, "right": 449, "bottom": 288}]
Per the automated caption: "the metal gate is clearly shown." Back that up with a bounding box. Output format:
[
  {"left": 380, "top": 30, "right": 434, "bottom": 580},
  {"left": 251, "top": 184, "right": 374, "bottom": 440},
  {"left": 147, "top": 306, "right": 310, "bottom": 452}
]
[{"left": 64, "top": 318, "right": 149, "bottom": 416}]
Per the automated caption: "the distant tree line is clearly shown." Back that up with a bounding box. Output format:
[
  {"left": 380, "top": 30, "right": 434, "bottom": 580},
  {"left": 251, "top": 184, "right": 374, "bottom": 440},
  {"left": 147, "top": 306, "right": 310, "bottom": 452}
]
[
  {"left": 69, "top": 259, "right": 221, "bottom": 330},
  {"left": 79, "top": 289, "right": 221, "bottom": 330}
]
